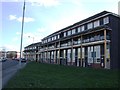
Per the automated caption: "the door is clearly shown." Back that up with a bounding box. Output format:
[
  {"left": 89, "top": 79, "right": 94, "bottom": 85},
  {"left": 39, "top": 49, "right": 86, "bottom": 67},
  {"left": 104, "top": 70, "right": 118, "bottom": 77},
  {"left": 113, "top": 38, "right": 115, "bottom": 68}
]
[
  {"left": 67, "top": 49, "right": 71, "bottom": 65},
  {"left": 77, "top": 48, "right": 81, "bottom": 67},
  {"left": 82, "top": 47, "right": 85, "bottom": 67},
  {"left": 106, "top": 44, "right": 110, "bottom": 69},
  {"left": 72, "top": 49, "right": 75, "bottom": 65},
  {"left": 87, "top": 46, "right": 93, "bottom": 66}
]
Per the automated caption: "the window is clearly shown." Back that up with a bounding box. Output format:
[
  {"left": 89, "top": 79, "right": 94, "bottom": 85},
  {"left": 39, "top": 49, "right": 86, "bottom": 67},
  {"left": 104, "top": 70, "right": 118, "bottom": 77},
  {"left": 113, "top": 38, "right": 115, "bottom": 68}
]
[
  {"left": 68, "top": 41, "right": 71, "bottom": 46},
  {"left": 100, "top": 35, "right": 104, "bottom": 40},
  {"left": 103, "top": 17, "right": 109, "bottom": 24},
  {"left": 58, "top": 35, "right": 60, "bottom": 39},
  {"left": 72, "top": 49, "right": 75, "bottom": 62},
  {"left": 67, "top": 49, "right": 71, "bottom": 62},
  {"left": 94, "top": 45, "right": 100, "bottom": 63},
  {"left": 81, "top": 25, "right": 85, "bottom": 31},
  {"left": 73, "top": 40, "right": 78, "bottom": 45},
  {"left": 94, "top": 20, "right": 100, "bottom": 28},
  {"left": 67, "top": 30, "right": 71, "bottom": 36},
  {"left": 64, "top": 32, "right": 66, "bottom": 37},
  {"left": 90, "top": 36, "right": 94, "bottom": 42},
  {"left": 52, "top": 37, "right": 54, "bottom": 41},
  {"left": 94, "top": 35, "right": 100, "bottom": 41},
  {"left": 54, "top": 36, "right": 56, "bottom": 40},
  {"left": 63, "top": 50, "right": 66, "bottom": 58},
  {"left": 87, "top": 22, "right": 93, "bottom": 29},
  {"left": 48, "top": 38, "right": 51, "bottom": 42},
  {"left": 61, "top": 43, "right": 67, "bottom": 47},
  {"left": 78, "top": 38, "right": 81, "bottom": 44},
  {"left": 72, "top": 29, "right": 76, "bottom": 34},
  {"left": 78, "top": 27, "right": 81, "bottom": 32}
]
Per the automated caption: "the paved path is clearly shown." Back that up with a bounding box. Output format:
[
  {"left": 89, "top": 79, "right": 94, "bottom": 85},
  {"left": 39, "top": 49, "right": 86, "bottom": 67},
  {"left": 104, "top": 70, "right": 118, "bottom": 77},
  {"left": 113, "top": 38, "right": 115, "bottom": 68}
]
[{"left": 0, "top": 60, "right": 27, "bottom": 89}]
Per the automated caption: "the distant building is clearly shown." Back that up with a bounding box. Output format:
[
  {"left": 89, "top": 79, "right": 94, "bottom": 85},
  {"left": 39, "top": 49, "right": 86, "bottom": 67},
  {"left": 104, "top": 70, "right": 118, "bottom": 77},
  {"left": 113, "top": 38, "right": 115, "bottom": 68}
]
[
  {"left": 0, "top": 47, "right": 7, "bottom": 58},
  {"left": 24, "top": 11, "right": 120, "bottom": 69},
  {"left": 24, "top": 42, "right": 42, "bottom": 62},
  {"left": 6, "top": 51, "right": 17, "bottom": 59},
  {"left": 16, "top": 52, "right": 20, "bottom": 58},
  {"left": 0, "top": 51, "right": 6, "bottom": 58}
]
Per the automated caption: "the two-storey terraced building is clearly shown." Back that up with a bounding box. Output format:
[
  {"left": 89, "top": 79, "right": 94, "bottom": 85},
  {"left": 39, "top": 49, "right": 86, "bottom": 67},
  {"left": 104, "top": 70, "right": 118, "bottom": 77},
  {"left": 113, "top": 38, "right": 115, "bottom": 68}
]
[
  {"left": 24, "top": 42, "right": 41, "bottom": 62},
  {"left": 24, "top": 11, "right": 120, "bottom": 69}
]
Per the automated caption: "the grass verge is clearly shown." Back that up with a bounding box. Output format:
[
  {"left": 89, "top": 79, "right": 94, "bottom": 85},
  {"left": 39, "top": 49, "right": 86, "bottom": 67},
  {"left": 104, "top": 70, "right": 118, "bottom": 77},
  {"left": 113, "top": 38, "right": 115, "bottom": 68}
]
[{"left": 4, "top": 62, "right": 119, "bottom": 88}]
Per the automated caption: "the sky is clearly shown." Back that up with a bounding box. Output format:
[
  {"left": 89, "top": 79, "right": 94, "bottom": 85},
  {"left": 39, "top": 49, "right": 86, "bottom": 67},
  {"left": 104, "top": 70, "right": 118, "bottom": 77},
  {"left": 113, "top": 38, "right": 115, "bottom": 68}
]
[{"left": 0, "top": 0, "right": 120, "bottom": 52}]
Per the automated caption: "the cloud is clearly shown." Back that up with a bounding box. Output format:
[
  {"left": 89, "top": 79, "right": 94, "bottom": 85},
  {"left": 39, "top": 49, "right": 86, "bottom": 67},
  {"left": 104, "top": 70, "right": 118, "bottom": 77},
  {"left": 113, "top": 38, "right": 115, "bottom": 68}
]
[
  {"left": 3, "top": 44, "right": 20, "bottom": 51},
  {"left": 28, "top": 0, "right": 60, "bottom": 7},
  {"left": 12, "top": 37, "right": 19, "bottom": 42},
  {"left": 17, "top": 17, "right": 35, "bottom": 22},
  {"left": 16, "top": 32, "right": 21, "bottom": 35},
  {"left": 9, "top": 15, "right": 35, "bottom": 23},
  {"left": 37, "top": 28, "right": 46, "bottom": 33},
  {"left": 9, "top": 15, "right": 17, "bottom": 20}
]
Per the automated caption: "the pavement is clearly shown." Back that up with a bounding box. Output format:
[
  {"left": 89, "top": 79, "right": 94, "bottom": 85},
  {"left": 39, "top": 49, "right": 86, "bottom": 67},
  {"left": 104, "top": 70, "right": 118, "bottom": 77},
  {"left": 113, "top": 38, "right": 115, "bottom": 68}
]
[{"left": 0, "top": 60, "right": 27, "bottom": 90}]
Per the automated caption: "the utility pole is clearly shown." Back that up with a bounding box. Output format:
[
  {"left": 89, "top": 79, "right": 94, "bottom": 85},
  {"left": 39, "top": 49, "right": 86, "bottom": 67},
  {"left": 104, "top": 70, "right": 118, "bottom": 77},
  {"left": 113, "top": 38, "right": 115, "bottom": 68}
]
[{"left": 19, "top": 0, "right": 25, "bottom": 67}]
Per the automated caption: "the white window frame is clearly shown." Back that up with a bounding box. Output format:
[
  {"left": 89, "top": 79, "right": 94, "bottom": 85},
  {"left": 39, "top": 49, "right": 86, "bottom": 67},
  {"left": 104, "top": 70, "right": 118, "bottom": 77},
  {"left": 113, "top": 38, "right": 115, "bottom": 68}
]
[
  {"left": 58, "top": 35, "right": 60, "bottom": 39},
  {"left": 78, "top": 27, "right": 81, "bottom": 32},
  {"left": 103, "top": 17, "right": 109, "bottom": 24},
  {"left": 81, "top": 25, "right": 85, "bottom": 31},
  {"left": 94, "top": 20, "right": 100, "bottom": 28},
  {"left": 72, "top": 29, "right": 76, "bottom": 34},
  {"left": 67, "top": 30, "right": 71, "bottom": 36},
  {"left": 64, "top": 32, "right": 66, "bottom": 37},
  {"left": 54, "top": 36, "right": 56, "bottom": 40},
  {"left": 87, "top": 22, "right": 93, "bottom": 29}
]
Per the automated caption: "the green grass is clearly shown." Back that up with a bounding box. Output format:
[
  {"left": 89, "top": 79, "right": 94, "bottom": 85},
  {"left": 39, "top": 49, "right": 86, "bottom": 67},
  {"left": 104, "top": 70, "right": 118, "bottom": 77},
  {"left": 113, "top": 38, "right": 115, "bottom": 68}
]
[{"left": 5, "top": 62, "right": 119, "bottom": 88}]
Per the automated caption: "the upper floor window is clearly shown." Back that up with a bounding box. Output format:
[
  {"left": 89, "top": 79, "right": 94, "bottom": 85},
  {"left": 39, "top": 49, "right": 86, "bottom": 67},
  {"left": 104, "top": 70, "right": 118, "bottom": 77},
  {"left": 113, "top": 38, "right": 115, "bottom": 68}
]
[
  {"left": 64, "top": 32, "right": 66, "bottom": 37},
  {"left": 52, "top": 37, "right": 54, "bottom": 41},
  {"left": 44, "top": 39, "right": 47, "bottom": 43},
  {"left": 54, "top": 36, "right": 56, "bottom": 40},
  {"left": 67, "top": 30, "right": 71, "bottom": 36},
  {"left": 81, "top": 25, "right": 85, "bottom": 31},
  {"left": 72, "top": 29, "right": 76, "bottom": 34},
  {"left": 48, "top": 38, "right": 51, "bottom": 42},
  {"left": 78, "top": 27, "right": 81, "bottom": 32},
  {"left": 94, "top": 20, "right": 100, "bottom": 28},
  {"left": 103, "top": 17, "right": 109, "bottom": 24},
  {"left": 78, "top": 38, "right": 81, "bottom": 44},
  {"left": 57, "top": 34, "right": 60, "bottom": 39},
  {"left": 87, "top": 22, "right": 93, "bottom": 29},
  {"left": 68, "top": 41, "right": 72, "bottom": 46}
]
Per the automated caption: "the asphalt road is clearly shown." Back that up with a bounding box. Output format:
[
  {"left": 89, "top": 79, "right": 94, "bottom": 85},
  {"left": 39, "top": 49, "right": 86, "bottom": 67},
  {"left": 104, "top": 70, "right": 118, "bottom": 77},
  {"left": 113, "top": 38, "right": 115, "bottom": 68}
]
[
  {"left": 1, "top": 59, "right": 26, "bottom": 89},
  {"left": 2, "top": 59, "right": 19, "bottom": 70}
]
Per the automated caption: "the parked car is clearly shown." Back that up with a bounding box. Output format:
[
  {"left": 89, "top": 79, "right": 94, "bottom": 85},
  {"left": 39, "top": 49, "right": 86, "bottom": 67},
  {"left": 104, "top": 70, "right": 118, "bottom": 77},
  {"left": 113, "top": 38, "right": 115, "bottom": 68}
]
[
  {"left": 14, "top": 58, "right": 27, "bottom": 62},
  {"left": 0, "top": 57, "right": 7, "bottom": 62},
  {"left": 21, "top": 58, "right": 27, "bottom": 62}
]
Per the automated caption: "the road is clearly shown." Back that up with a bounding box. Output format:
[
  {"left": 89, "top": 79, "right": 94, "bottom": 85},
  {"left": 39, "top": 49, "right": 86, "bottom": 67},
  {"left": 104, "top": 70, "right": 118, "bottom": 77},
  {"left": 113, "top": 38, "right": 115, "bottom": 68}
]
[{"left": 0, "top": 59, "right": 26, "bottom": 89}]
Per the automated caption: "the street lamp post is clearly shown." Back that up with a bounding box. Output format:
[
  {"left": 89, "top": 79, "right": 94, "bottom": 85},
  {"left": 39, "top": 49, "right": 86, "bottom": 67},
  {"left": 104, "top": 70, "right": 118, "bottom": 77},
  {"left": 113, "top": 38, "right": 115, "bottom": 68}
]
[{"left": 19, "top": 0, "right": 25, "bottom": 67}]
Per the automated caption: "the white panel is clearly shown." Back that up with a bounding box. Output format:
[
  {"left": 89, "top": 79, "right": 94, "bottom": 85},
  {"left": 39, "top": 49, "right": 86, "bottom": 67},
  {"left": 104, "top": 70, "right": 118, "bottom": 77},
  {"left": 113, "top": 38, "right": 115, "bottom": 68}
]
[
  {"left": 94, "top": 20, "right": 100, "bottom": 28},
  {"left": 82, "top": 48, "right": 84, "bottom": 58},
  {"left": 67, "top": 49, "right": 71, "bottom": 62},
  {"left": 63, "top": 50, "right": 66, "bottom": 58},
  {"left": 88, "top": 46, "right": 93, "bottom": 63},
  {"left": 78, "top": 48, "right": 81, "bottom": 58},
  {"left": 57, "top": 51, "right": 59, "bottom": 58},
  {"left": 72, "top": 49, "right": 75, "bottom": 62}
]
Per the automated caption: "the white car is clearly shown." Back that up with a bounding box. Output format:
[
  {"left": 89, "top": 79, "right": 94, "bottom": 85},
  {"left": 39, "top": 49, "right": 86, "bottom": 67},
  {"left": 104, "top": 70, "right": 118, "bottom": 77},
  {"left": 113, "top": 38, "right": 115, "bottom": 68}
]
[{"left": 0, "top": 57, "right": 7, "bottom": 62}]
